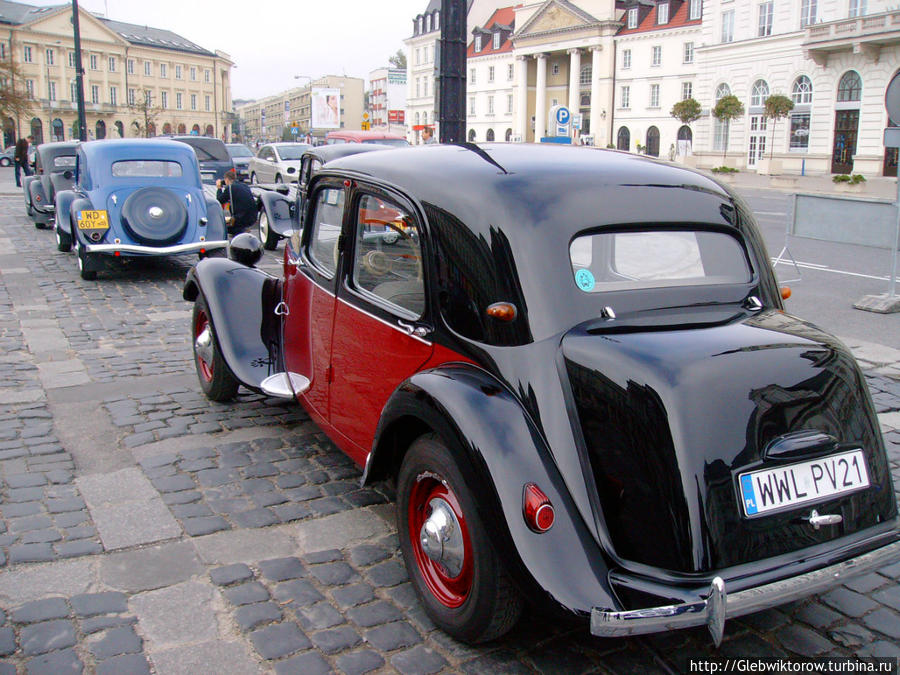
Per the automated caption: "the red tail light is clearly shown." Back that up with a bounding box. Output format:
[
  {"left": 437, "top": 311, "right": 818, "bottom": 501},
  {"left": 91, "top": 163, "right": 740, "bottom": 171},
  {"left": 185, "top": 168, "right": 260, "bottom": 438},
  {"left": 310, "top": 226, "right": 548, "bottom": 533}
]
[
  {"left": 114, "top": 251, "right": 120, "bottom": 257},
  {"left": 523, "top": 483, "right": 554, "bottom": 533}
]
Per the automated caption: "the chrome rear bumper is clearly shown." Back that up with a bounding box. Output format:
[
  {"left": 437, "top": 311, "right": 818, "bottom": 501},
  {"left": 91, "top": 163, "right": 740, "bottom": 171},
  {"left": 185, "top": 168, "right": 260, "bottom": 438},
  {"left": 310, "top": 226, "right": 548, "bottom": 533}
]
[
  {"left": 85, "top": 240, "right": 228, "bottom": 255},
  {"left": 591, "top": 538, "right": 900, "bottom": 645}
]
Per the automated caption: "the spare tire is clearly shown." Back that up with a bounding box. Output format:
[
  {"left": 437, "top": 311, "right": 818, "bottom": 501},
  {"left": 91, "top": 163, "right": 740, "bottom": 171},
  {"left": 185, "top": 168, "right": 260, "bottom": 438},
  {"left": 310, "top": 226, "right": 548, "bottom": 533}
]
[{"left": 121, "top": 187, "right": 188, "bottom": 245}]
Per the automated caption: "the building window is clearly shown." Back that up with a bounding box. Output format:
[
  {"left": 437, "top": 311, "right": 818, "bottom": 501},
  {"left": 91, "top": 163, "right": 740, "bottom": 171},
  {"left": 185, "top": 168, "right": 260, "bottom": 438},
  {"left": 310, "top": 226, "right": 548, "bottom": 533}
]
[
  {"left": 651, "top": 46, "right": 662, "bottom": 66},
  {"left": 90, "top": 53, "right": 98, "bottom": 70},
  {"left": 622, "top": 49, "right": 632, "bottom": 69},
  {"left": 24, "top": 46, "right": 33, "bottom": 63},
  {"left": 190, "top": 94, "right": 196, "bottom": 110},
  {"left": 205, "top": 95, "right": 211, "bottom": 111},
  {"left": 25, "top": 79, "right": 34, "bottom": 97},
  {"left": 470, "top": 67, "right": 476, "bottom": 84},
  {"left": 551, "top": 63, "right": 560, "bottom": 75},
  {"left": 508, "top": 63, "right": 514, "bottom": 80},
  {"left": 791, "top": 75, "right": 813, "bottom": 104},
  {"left": 108, "top": 56, "right": 115, "bottom": 72},
  {"left": 0, "top": 43, "right": 5, "bottom": 59},
  {"left": 713, "top": 83, "right": 731, "bottom": 152},
  {"left": 650, "top": 83, "right": 660, "bottom": 108},
  {"left": 204, "top": 69, "right": 211, "bottom": 83},
  {"left": 682, "top": 82, "right": 693, "bottom": 100},
  {"left": 176, "top": 93, "right": 183, "bottom": 109},
  {"left": 849, "top": 0, "right": 866, "bottom": 16},
  {"left": 127, "top": 59, "right": 134, "bottom": 74},
  {"left": 435, "top": 11, "right": 440, "bottom": 29},
  {"left": 426, "top": 14, "right": 431, "bottom": 32},
  {"left": 750, "top": 79, "right": 770, "bottom": 107},
  {"left": 91, "top": 85, "right": 99, "bottom": 104},
  {"left": 627, "top": 7, "right": 639, "bottom": 28},
  {"left": 658, "top": 2, "right": 669, "bottom": 23},
  {"left": 415, "top": 48, "right": 420, "bottom": 65},
  {"left": 621, "top": 85, "right": 630, "bottom": 108},
  {"left": 71, "top": 81, "right": 78, "bottom": 102},
  {"left": 475, "top": 35, "right": 482, "bottom": 52},
  {"left": 128, "top": 88, "right": 135, "bottom": 106},
  {"left": 145, "top": 90, "right": 152, "bottom": 105},
  {"left": 144, "top": 61, "right": 151, "bottom": 76},
  {"left": 580, "top": 65, "right": 592, "bottom": 87},
  {"left": 689, "top": 0, "right": 702, "bottom": 19},
  {"left": 48, "top": 81, "right": 56, "bottom": 101},
  {"left": 424, "top": 78, "right": 428, "bottom": 97},
  {"left": 469, "top": 97, "right": 476, "bottom": 115},
  {"left": 160, "top": 64, "right": 167, "bottom": 78},
  {"left": 488, "top": 66, "right": 495, "bottom": 83},
  {"left": 789, "top": 113, "right": 810, "bottom": 150},
  {"left": 837, "top": 70, "right": 862, "bottom": 101},
  {"left": 190, "top": 66, "right": 196, "bottom": 81},
  {"left": 722, "top": 10, "right": 735, "bottom": 42},
  {"left": 493, "top": 32, "right": 501, "bottom": 49},
  {"left": 68, "top": 51, "right": 75, "bottom": 67},
  {"left": 109, "top": 87, "right": 116, "bottom": 105},
  {"left": 161, "top": 91, "right": 168, "bottom": 108},
  {"left": 758, "top": 1, "right": 774, "bottom": 36},
  {"left": 415, "top": 78, "right": 420, "bottom": 98},
  {"left": 175, "top": 65, "right": 182, "bottom": 79},
  {"left": 45, "top": 48, "right": 54, "bottom": 66},
  {"left": 800, "top": 0, "right": 817, "bottom": 27},
  {"left": 507, "top": 94, "right": 513, "bottom": 114},
  {"left": 488, "top": 95, "right": 494, "bottom": 114},
  {"left": 683, "top": 42, "right": 694, "bottom": 63}
]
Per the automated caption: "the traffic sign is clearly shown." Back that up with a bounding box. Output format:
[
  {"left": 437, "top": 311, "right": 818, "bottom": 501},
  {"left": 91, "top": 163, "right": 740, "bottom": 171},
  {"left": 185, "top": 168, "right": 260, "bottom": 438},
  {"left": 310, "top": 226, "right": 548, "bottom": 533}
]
[
  {"left": 361, "top": 121, "right": 370, "bottom": 131},
  {"left": 291, "top": 127, "right": 299, "bottom": 135},
  {"left": 362, "top": 112, "right": 370, "bottom": 121},
  {"left": 548, "top": 105, "right": 571, "bottom": 137}
]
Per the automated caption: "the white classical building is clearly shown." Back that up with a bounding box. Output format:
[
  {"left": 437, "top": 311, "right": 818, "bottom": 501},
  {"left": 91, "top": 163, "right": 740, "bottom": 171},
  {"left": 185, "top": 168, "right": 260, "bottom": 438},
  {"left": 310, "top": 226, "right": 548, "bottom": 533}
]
[
  {"left": 405, "top": 0, "right": 441, "bottom": 144},
  {"left": 466, "top": 6, "right": 517, "bottom": 142},
  {"left": 369, "top": 67, "right": 408, "bottom": 134}
]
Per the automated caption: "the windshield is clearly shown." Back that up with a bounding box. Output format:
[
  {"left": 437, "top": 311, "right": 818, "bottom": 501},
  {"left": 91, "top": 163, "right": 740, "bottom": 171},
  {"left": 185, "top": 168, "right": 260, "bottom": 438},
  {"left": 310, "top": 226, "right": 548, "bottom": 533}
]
[
  {"left": 363, "top": 138, "right": 409, "bottom": 147},
  {"left": 569, "top": 228, "right": 752, "bottom": 293},
  {"left": 227, "top": 144, "right": 254, "bottom": 158},
  {"left": 112, "top": 160, "right": 184, "bottom": 178},
  {"left": 274, "top": 145, "right": 310, "bottom": 160}
]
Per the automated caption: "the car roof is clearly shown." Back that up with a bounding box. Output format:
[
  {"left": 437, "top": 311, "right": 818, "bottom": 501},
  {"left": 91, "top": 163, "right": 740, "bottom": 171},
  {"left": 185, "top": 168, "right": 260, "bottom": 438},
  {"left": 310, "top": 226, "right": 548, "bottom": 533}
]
[
  {"left": 302, "top": 143, "right": 395, "bottom": 163},
  {"left": 79, "top": 138, "right": 199, "bottom": 164},
  {"left": 326, "top": 130, "right": 406, "bottom": 141},
  {"left": 36, "top": 141, "right": 78, "bottom": 160}
]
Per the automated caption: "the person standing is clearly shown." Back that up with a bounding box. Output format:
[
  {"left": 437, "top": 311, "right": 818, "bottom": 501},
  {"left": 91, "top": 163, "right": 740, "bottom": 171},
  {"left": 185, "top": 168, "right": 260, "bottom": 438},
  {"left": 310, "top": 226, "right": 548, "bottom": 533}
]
[
  {"left": 216, "top": 169, "right": 257, "bottom": 237},
  {"left": 421, "top": 127, "right": 437, "bottom": 145},
  {"left": 14, "top": 135, "right": 33, "bottom": 187}
]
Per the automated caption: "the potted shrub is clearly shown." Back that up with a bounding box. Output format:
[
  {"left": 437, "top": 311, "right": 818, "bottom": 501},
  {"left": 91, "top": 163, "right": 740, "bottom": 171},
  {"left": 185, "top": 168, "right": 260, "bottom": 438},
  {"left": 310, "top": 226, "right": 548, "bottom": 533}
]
[
  {"left": 712, "top": 95, "right": 745, "bottom": 166},
  {"left": 757, "top": 94, "right": 794, "bottom": 175},
  {"left": 832, "top": 174, "right": 867, "bottom": 192},
  {"left": 670, "top": 98, "right": 701, "bottom": 163}
]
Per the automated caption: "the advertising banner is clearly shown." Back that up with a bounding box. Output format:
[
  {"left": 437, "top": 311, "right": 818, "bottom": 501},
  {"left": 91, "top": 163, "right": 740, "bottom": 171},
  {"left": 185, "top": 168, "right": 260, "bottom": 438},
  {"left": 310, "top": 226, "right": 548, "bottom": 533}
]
[
  {"left": 311, "top": 88, "right": 341, "bottom": 129},
  {"left": 388, "top": 110, "right": 405, "bottom": 124}
]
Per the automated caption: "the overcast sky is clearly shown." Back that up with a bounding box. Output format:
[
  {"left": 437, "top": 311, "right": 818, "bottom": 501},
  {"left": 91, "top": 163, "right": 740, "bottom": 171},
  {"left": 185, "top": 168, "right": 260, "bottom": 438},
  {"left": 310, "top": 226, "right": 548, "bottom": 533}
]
[{"left": 49, "top": 0, "right": 428, "bottom": 99}]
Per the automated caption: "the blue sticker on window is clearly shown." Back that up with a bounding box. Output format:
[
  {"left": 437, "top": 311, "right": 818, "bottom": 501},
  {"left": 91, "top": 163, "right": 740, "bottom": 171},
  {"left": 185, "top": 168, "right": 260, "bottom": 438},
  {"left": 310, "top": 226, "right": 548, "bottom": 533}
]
[{"left": 574, "top": 268, "right": 595, "bottom": 292}]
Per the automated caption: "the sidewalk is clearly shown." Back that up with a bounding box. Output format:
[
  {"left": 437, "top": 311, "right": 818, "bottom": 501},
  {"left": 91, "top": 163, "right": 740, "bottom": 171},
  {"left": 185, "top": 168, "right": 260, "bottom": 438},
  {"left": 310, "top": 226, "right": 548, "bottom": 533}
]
[{"left": 699, "top": 166, "right": 899, "bottom": 200}]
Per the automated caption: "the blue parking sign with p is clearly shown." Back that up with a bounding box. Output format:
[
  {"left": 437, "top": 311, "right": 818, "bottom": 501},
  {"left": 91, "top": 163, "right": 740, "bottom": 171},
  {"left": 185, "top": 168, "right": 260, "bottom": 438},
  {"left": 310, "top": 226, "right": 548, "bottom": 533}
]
[{"left": 556, "top": 107, "right": 570, "bottom": 126}]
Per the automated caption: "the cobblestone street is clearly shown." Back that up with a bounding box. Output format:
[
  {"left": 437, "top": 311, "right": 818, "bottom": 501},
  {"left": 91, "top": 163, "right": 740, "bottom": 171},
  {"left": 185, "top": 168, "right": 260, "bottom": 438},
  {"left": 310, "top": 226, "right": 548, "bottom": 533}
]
[{"left": 0, "top": 192, "right": 899, "bottom": 674}]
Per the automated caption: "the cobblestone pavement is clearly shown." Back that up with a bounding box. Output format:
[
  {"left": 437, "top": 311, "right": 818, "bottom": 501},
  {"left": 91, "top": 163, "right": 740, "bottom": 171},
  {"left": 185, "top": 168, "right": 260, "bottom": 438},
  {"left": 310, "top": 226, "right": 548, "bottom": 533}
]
[{"left": 0, "top": 195, "right": 898, "bottom": 674}]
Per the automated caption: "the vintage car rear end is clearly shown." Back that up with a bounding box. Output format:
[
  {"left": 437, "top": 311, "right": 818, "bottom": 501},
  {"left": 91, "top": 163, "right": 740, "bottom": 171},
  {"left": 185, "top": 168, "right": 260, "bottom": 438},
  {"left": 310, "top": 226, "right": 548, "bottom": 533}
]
[{"left": 23, "top": 141, "right": 78, "bottom": 228}]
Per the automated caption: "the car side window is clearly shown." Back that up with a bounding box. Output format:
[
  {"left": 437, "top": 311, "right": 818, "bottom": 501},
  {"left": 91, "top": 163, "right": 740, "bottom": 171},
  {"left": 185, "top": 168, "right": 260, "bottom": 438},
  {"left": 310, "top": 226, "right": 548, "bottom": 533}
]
[
  {"left": 352, "top": 194, "right": 424, "bottom": 317},
  {"left": 307, "top": 188, "right": 344, "bottom": 278}
]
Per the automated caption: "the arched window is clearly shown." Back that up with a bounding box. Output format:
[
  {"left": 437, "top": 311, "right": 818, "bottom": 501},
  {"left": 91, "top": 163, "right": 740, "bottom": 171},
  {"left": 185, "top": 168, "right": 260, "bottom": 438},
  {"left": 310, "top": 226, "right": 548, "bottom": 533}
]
[
  {"left": 415, "top": 112, "right": 420, "bottom": 126},
  {"left": 147, "top": 122, "right": 156, "bottom": 137},
  {"left": 205, "top": 124, "right": 214, "bottom": 137},
  {"left": 677, "top": 125, "right": 693, "bottom": 141},
  {"left": 580, "top": 65, "right": 592, "bottom": 88},
  {"left": 3, "top": 117, "right": 15, "bottom": 147},
  {"left": 191, "top": 123, "right": 201, "bottom": 135},
  {"left": 646, "top": 126, "right": 660, "bottom": 156},
  {"left": 750, "top": 79, "right": 769, "bottom": 107},
  {"left": 837, "top": 71, "right": 862, "bottom": 102},
  {"left": 715, "top": 83, "right": 731, "bottom": 101},
  {"left": 51, "top": 118, "right": 64, "bottom": 142},
  {"left": 792, "top": 76, "right": 813, "bottom": 105},
  {"left": 617, "top": 126, "right": 630, "bottom": 151},
  {"left": 177, "top": 123, "right": 186, "bottom": 134},
  {"left": 114, "top": 121, "right": 124, "bottom": 138},
  {"left": 468, "top": 128, "right": 476, "bottom": 142},
  {"left": 486, "top": 128, "right": 495, "bottom": 141},
  {"left": 505, "top": 128, "right": 512, "bottom": 142},
  {"left": 95, "top": 120, "right": 106, "bottom": 140},
  {"left": 163, "top": 122, "right": 173, "bottom": 135},
  {"left": 30, "top": 117, "right": 43, "bottom": 145}
]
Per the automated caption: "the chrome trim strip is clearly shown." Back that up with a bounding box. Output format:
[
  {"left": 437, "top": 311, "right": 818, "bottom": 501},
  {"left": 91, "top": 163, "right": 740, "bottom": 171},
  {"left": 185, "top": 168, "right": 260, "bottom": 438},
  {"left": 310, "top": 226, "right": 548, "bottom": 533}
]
[
  {"left": 336, "top": 296, "right": 431, "bottom": 346},
  {"left": 84, "top": 240, "right": 229, "bottom": 255},
  {"left": 591, "top": 539, "right": 900, "bottom": 640}
]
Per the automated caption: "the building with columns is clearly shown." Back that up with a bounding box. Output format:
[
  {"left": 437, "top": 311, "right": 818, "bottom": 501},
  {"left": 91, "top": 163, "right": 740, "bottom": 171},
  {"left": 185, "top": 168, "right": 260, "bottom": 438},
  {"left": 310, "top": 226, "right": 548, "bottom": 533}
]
[{"left": 466, "top": 6, "right": 517, "bottom": 143}]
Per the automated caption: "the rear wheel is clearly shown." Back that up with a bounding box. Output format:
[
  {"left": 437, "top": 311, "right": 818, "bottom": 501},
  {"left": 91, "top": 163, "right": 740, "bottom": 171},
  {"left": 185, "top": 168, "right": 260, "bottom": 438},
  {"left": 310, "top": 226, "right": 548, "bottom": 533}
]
[
  {"left": 274, "top": 174, "right": 283, "bottom": 184},
  {"left": 0, "top": 157, "right": 10, "bottom": 167},
  {"left": 56, "top": 226, "right": 72, "bottom": 252},
  {"left": 250, "top": 173, "right": 258, "bottom": 185},
  {"left": 257, "top": 209, "right": 279, "bottom": 251},
  {"left": 397, "top": 434, "right": 523, "bottom": 643},
  {"left": 75, "top": 241, "right": 97, "bottom": 280},
  {"left": 192, "top": 295, "right": 239, "bottom": 401}
]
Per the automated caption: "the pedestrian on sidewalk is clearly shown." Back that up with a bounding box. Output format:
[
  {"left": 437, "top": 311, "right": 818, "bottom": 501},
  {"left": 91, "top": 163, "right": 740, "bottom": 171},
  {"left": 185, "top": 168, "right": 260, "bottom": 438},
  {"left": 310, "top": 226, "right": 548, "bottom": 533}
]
[{"left": 14, "top": 135, "right": 33, "bottom": 188}]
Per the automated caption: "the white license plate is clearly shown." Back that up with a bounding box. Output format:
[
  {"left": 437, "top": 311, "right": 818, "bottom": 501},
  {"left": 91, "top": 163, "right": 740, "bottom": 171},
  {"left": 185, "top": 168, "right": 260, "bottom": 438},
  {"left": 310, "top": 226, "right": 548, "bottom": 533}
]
[{"left": 739, "top": 449, "right": 869, "bottom": 517}]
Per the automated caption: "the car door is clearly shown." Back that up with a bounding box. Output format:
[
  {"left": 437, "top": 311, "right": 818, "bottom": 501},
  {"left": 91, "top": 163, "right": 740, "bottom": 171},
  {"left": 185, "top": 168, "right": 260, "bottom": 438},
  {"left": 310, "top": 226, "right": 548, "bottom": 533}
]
[
  {"left": 282, "top": 180, "right": 345, "bottom": 428},
  {"left": 262, "top": 146, "right": 276, "bottom": 183},
  {"left": 328, "top": 186, "right": 434, "bottom": 464}
]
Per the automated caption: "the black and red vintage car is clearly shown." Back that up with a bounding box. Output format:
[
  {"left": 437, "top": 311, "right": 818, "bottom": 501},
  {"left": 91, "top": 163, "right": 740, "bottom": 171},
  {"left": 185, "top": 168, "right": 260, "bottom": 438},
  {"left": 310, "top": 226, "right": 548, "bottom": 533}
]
[{"left": 184, "top": 144, "right": 900, "bottom": 644}]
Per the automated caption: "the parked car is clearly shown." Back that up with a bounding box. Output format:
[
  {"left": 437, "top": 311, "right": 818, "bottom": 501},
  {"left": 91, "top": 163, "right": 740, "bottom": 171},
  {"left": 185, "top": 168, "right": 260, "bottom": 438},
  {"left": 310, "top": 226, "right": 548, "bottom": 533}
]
[
  {"left": 325, "top": 130, "right": 410, "bottom": 147},
  {"left": 55, "top": 139, "right": 228, "bottom": 280},
  {"left": 253, "top": 143, "right": 394, "bottom": 250},
  {"left": 0, "top": 146, "right": 14, "bottom": 167},
  {"left": 248, "top": 143, "right": 311, "bottom": 185},
  {"left": 183, "top": 144, "right": 900, "bottom": 645},
  {"left": 22, "top": 141, "right": 78, "bottom": 228},
  {"left": 226, "top": 143, "right": 254, "bottom": 181},
  {"left": 169, "top": 136, "right": 234, "bottom": 184}
]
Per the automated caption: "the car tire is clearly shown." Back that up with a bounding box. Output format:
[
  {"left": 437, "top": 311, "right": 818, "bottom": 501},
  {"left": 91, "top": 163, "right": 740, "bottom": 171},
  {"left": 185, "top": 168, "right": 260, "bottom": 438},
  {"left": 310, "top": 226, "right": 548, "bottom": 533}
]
[
  {"left": 192, "top": 294, "right": 239, "bottom": 402},
  {"left": 397, "top": 433, "right": 523, "bottom": 644},
  {"left": 0, "top": 158, "right": 10, "bottom": 167},
  {"left": 257, "top": 209, "right": 279, "bottom": 251},
  {"left": 76, "top": 242, "right": 97, "bottom": 281},
  {"left": 56, "top": 226, "right": 72, "bottom": 252}
]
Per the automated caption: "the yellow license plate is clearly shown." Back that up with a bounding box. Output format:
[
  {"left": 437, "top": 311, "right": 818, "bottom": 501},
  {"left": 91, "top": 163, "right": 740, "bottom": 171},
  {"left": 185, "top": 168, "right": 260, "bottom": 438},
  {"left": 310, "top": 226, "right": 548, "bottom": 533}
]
[{"left": 77, "top": 210, "right": 109, "bottom": 230}]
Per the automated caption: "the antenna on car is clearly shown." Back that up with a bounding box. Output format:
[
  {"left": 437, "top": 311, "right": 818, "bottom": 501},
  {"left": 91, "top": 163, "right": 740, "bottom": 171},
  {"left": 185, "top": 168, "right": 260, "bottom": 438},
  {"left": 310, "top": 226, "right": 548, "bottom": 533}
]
[{"left": 456, "top": 143, "right": 509, "bottom": 175}]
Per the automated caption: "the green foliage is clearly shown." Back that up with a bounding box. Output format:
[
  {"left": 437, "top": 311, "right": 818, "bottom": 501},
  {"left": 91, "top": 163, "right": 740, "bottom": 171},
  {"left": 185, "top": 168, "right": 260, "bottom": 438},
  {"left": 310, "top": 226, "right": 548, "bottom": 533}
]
[
  {"left": 763, "top": 94, "right": 795, "bottom": 160},
  {"left": 670, "top": 98, "right": 702, "bottom": 125},
  {"left": 388, "top": 50, "right": 407, "bottom": 70},
  {"left": 833, "top": 174, "right": 866, "bottom": 184},
  {"left": 712, "top": 95, "right": 744, "bottom": 161},
  {"left": 711, "top": 166, "right": 739, "bottom": 174},
  {"left": 0, "top": 57, "right": 33, "bottom": 122}
]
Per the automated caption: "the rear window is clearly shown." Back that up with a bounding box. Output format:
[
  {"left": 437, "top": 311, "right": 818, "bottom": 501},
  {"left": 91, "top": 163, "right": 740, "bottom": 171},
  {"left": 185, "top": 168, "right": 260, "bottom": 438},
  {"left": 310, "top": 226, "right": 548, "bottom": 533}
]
[
  {"left": 111, "top": 160, "right": 183, "bottom": 178},
  {"left": 53, "top": 156, "right": 76, "bottom": 168},
  {"left": 362, "top": 139, "right": 409, "bottom": 146},
  {"left": 569, "top": 229, "right": 752, "bottom": 293},
  {"left": 275, "top": 145, "right": 309, "bottom": 160},
  {"left": 176, "top": 138, "right": 230, "bottom": 161}
]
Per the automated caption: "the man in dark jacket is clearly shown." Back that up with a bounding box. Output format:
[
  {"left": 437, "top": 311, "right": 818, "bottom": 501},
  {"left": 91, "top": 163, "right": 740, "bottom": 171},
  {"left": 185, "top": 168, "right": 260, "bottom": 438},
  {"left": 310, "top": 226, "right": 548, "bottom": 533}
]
[
  {"left": 14, "top": 136, "right": 33, "bottom": 187},
  {"left": 216, "top": 169, "right": 256, "bottom": 237}
]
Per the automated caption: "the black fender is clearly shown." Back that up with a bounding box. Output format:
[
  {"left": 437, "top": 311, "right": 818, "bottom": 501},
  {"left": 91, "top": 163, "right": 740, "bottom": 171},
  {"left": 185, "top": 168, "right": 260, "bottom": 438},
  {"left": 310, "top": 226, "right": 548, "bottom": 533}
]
[
  {"left": 183, "top": 258, "right": 283, "bottom": 391},
  {"left": 365, "top": 365, "right": 618, "bottom": 618},
  {"left": 27, "top": 178, "right": 50, "bottom": 213},
  {"left": 22, "top": 175, "right": 37, "bottom": 209},
  {"left": 55, "top": 190, "right": 77, "bottom": 235},
  {"left": 69, "top": 198, "right": 94, "bottom": 244},
  {"left": 203, "top": 199, "right": 227, "bottom": 241},
  {"left": 258, "top": 190, "right": 295, "bottom": 237}
]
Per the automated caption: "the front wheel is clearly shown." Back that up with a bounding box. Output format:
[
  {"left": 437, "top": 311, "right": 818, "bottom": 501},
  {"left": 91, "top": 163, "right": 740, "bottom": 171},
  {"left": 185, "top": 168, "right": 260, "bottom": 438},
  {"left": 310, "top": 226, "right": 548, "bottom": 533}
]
[
  {"left": 257, "top": 209, "right": 279, "bottom": 251},
  {"left": 274, "top": 174, "right": 283, "bottom": 184},
  {"left": 397, "top": 434, "right": 523, "bottom": 643},
  {"left": 0, "top": 158, "right": 10, "bottom": 167},
  {"left": 76, "top": 241, "right": 97, "bottom": 280},
  {"left": 192, "top": 295, "right": 239, "bottom": 401},
  {"left": 56, "top": 226, "right": 72, "bottom": 252}
]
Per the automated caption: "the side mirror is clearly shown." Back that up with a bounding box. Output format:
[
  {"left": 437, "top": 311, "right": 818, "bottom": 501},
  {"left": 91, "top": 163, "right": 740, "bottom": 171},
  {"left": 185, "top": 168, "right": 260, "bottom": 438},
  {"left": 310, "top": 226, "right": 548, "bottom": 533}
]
[
  {"left": 228, "top": 232, "right": 263, "bottom": 267},
  {"left": 63, "top": 170, "right": 74, "bottom": 180}
]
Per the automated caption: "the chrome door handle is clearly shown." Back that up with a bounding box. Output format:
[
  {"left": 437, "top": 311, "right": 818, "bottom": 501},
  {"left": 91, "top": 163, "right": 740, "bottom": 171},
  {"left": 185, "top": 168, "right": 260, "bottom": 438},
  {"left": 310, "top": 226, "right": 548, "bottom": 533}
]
[{"left": 397, "top": 320, "right": 430, "bottom": 338}]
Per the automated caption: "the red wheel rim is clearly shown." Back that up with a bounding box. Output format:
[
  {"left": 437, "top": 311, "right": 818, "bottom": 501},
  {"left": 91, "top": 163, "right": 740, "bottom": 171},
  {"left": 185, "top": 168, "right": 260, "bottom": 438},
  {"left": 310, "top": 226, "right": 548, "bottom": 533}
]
[
  {"left": 194, "top": 309, "right": 214, "bottom": 383},
  {"left": 408, "top": 474, "right": 474, "bottom": 608}
]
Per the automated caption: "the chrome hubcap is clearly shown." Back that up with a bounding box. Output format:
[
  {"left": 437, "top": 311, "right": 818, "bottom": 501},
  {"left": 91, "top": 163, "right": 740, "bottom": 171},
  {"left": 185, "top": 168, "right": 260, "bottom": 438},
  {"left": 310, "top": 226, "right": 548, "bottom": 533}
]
[
  {"left": 148, "top": 206, "right": 164, "bottom": 219},
  {"left": 195, "top": 325, "right": 214, "bottom": 365},
  {"left": 259, "top": 213, "right": 268, "bottom": 239},
  {"left": 419, "top": 497, "right": 465, "bottom": 578}
]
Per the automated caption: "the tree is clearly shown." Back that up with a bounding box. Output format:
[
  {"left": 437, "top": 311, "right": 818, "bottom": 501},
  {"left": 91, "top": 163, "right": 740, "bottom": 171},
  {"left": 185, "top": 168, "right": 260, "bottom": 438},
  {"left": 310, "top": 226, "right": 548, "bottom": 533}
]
[
  {"left": 712, "top": 94, "right": 745, "bottom": 163},
  {"left": 0, "top": 57, "right": 34, "bottom": 127},
  {"left": 763, "top": 94, "right": 794, "bottom": 159},
  {"left": 129, "top": 90, "right": 163, "bottom": 138},
  {"left": 670, "top": 98, "right": 702, "bottom": 126},
  {"left": 388, "top": 49, "right": 407, "bottom": 70}
]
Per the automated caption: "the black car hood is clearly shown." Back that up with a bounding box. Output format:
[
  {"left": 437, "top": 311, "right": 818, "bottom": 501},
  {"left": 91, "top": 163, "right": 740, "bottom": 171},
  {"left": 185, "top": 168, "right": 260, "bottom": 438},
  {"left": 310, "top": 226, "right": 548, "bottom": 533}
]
[{"left": 561, "top": 309, "right": 896, "bottom": 573}]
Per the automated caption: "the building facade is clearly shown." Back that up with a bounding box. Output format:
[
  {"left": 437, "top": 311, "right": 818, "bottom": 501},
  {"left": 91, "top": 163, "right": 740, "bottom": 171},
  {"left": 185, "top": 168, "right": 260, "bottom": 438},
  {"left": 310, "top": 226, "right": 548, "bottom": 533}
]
[
  {"left": 368, "top": 66, "right": 407, "bottom": 133},
  {"left": 466, "top": 7, "right": 517, "bottom": 143},
  {"left": 0, "top": 0, "right": 233, "bottom": 146}
]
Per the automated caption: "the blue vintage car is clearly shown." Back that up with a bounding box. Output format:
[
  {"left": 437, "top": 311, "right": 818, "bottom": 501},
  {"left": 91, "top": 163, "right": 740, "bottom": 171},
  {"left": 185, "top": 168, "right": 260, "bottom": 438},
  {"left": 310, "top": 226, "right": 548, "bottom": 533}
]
[{"left": 54, "top": 139, "right": 229, "bottom": 280}]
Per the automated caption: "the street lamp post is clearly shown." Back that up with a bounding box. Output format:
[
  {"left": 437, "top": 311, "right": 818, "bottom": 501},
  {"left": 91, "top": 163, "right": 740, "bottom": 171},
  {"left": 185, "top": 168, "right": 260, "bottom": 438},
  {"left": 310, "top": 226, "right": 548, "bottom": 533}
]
[{"left": 71, "top": 0, "right": 87, "bottom": 141}]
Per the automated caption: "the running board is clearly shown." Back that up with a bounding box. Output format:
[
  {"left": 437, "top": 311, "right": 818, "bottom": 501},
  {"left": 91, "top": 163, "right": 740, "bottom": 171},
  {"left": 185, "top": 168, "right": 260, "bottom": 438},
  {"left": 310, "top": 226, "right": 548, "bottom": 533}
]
[{"left": 260, "top": 372, "right": 310, "bottom": 399}]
